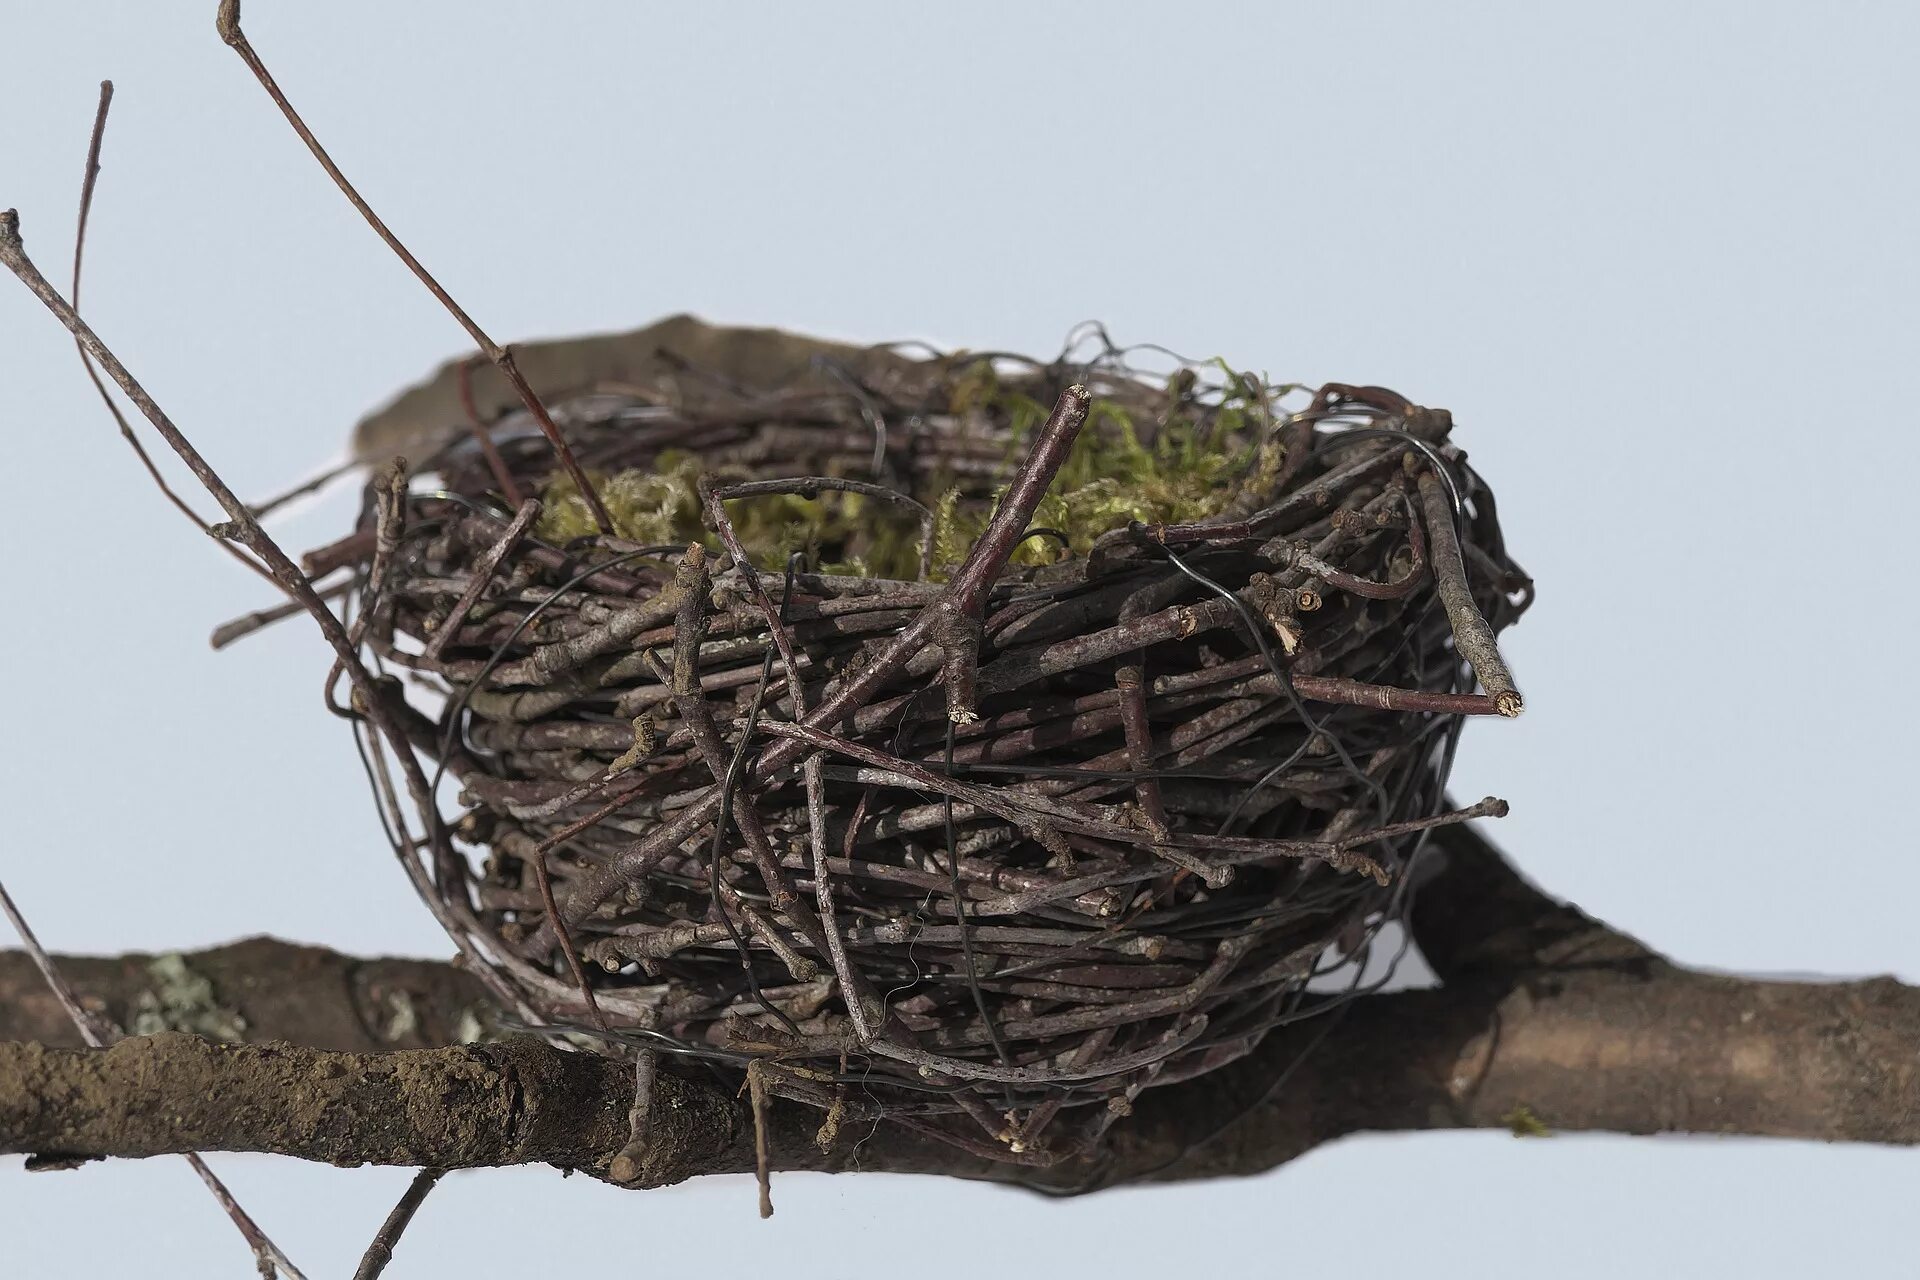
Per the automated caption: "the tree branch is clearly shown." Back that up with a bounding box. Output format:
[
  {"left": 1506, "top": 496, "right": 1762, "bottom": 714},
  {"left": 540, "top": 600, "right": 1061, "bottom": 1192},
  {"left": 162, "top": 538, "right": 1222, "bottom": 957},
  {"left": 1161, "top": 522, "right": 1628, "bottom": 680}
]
[
  {"left": 5, "top": 882, "right": 1916, "bottom": 1189},
  {"left": 0, "top": 937, "right": 492, "bottom": 1053},
  {"left": 1408, "top": 818, "right": 1661, "bottom": 981}
]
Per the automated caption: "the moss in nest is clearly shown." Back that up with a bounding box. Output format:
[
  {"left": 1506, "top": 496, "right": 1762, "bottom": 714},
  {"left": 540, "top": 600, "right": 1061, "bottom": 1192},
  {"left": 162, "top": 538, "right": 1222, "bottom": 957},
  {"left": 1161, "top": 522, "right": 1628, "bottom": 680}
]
[
  {"left": 536, "top": 448, "right": 706, "bottom": 546},
  {"left": 929, "top": 387, "right": 1281, "bottom": 574},
  {"left": 536, "top": 450, "right": 926, "bottom": 579},
  {"left": 537, "top": 361, "right": 1277, "bottom": 578}
]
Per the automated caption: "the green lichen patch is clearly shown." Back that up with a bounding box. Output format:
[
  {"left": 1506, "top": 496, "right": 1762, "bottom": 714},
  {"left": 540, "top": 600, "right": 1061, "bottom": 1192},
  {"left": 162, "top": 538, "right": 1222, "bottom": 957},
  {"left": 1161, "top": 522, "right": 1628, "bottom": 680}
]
[{"left": 128, "top": 953, "right": 247, "bottom": 1043}]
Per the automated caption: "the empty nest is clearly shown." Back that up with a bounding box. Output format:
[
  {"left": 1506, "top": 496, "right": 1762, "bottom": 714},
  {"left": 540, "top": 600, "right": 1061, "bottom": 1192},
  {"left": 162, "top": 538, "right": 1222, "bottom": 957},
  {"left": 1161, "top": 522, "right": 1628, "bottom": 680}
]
[{"left": 313, "top": 317, "right": 1531, "bottom": 1168}]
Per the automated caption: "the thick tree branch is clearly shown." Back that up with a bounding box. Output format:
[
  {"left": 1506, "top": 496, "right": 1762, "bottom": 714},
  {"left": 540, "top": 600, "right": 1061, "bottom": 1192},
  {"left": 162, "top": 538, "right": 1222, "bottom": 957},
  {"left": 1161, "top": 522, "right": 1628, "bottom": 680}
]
[
  {"left": 0, "top": 937, "right": 493, "bottom": 1053},
  {"left": 1408, "top": 819, "right": 1659, "bottom": 980},
  {"left": 4, "top": 931, "right": 1916, "bottom": 1189}
]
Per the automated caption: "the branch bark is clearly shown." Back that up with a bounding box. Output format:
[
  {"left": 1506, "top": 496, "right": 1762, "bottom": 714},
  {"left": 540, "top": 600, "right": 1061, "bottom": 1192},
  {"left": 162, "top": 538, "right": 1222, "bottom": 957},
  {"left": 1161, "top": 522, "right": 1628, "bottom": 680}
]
[{"left": 4, "top": 833, "right": 1916, "bottom": 1191}]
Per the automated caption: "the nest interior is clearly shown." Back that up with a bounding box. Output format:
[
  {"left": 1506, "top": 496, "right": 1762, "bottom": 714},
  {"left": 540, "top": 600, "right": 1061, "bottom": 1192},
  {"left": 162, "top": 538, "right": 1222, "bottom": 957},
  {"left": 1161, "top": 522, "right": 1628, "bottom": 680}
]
[{"left": 323, "top": 316, "right": 1531, "bottom": 1169}]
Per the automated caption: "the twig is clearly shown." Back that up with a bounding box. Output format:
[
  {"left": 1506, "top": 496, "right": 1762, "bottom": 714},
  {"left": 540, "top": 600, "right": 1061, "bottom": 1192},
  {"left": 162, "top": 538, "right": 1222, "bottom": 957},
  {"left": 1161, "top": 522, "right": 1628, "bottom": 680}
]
[
  {"left": 214, "top": 0, "right": 612, "bottom": 534},
  {"left": 747, "top": 1061, "right": 775, "bottom": 1218},
  {"left": 455, "top": 355, "right": 526, "bottom": 505},
  {"left": 66, "top": 79, "right": 278, "bottom": 588},
  {"left": 606, "top": 1051, "right": 658, "bottom": 1185},
  {"left": 1415, "top": 468, "right": 1522, "bottom": 717},
  {"left": 0, "top": 881, "right": 108, "bottom": 1047},
  {"left": 526, "top": 831, "right": 608, "bottom": 1035},
  {"left": 933, "top": 386, "right": 1091, "bottom": 721},
  {"left": 352, "top": 1168, "right": 447, "bottom": 1280},
  {"left": 210, "top": 577, "right": 352, "bottom": 649},
  {"left": 0, "top": 208, "right": 519, "bottom": 1010},
  {"left": 422, "top": 496, "right": 541, "bottom": 667}
]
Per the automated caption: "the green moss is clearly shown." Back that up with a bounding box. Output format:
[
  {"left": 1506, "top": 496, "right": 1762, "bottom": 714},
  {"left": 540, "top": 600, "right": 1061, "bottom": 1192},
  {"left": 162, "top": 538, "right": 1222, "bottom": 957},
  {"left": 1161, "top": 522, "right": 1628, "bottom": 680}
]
[
  {"left": 538, "top": 459, "right": 929, "bottom": 580},
  {"left": 536, "top": 447, "right": 706, "bottom": 546},
  {"left": 929, "top": 382, "right": 1282, "bottom": 574},
  {"left": 533, "top": 361, "right": 1280, "bottom": 579},
  {"left": 1503, "top": 1105, "right": 1552, "bottom": 1138}
]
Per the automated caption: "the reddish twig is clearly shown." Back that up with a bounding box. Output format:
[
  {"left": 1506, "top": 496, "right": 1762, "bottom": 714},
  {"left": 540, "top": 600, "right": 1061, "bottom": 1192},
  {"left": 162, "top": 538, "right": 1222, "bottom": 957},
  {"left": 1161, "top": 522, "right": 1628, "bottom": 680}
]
[
  {"left": 66, "top": 79, "right": 279, "bottom": 589},
  {"left": 214, "top": 0, "right": 611, "bottom": 534},
  {"left": 455, "top": 355, "right": 527, "bottom": 505}
]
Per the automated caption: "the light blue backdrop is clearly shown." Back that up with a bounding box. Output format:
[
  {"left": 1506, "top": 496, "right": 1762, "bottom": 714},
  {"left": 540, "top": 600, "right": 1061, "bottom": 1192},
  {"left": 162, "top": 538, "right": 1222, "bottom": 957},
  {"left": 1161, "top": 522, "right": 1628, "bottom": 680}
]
[{"left": 2, "top": 2, "right": 1914, "bottom": 1275}]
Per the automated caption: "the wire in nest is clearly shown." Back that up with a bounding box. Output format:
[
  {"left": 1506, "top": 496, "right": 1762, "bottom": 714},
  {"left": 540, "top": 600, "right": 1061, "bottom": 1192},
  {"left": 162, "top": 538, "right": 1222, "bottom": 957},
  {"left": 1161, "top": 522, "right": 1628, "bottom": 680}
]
[
  {"left": 806, "top": 354, "right": 893, "bottom": 481},
  {"left": 1154, "top": 542, "right": 1385, "bottom": 819},
  {"left": 699, "top": 554, "right": 813, "bottom": 1037},
  {"left": 943, "top": 717, "right": 1016, "bottom": 1109},
  {"left": 426, "top": 542, "right": 687, "bottom": 799}
]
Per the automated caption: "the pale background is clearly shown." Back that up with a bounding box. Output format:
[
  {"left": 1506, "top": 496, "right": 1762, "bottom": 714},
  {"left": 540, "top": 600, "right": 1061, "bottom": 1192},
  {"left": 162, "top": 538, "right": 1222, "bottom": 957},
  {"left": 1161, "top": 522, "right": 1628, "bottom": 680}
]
[{"left": 3, "top": 2, "right": 1916, "bottom": 1275}]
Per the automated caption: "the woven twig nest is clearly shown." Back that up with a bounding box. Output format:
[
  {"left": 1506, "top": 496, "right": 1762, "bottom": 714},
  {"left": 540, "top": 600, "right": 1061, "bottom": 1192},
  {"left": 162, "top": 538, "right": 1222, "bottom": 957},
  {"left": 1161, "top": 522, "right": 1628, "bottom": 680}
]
[{"left": 321, "top": 315, "right": 1530, "bottom": 1168}]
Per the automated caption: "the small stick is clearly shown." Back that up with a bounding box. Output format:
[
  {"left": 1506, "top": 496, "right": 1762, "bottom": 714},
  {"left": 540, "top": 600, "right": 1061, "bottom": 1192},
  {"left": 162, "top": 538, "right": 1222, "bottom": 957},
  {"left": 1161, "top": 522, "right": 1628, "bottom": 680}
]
[
  {"left": 526, "top": 835, "right": 609, "bottom": 1034},
  {"left": 607, "top": 1050, "right": 659, "bottom": 1185},
  {"left": 303, "top": 527, "right": 377, "bottom": 577},
  {"left": 67, "top": 79, "right": 277, "bottom": 588},
  {"left": 747, "top": 1060, "right": 775, "bottom": 1218},
  {"left": 1335, "top": 794, "right": 1509, "bottom": 851},
  {"left": 701, "top": 488, "right": 810, "bottom": 712},
  {"left": 1276, "top": 494, "right": 1428, "bottom": 601},
  {"left": 351, "top": 1168, "right": 447, "bottom": 1280},
  {"left": 422, "top": 496, "right": 541, "bottom": 666},
  {"left": 214, "top": 0, "right": 612, "bottom": 534},
  {"left": 1290, "top": 676, "right": 1514, "bottom": 717},
  {"left": 354, "top": 459, "right": 408, "bottom": 642},
  {"left": 1111, "top": 573, "right": 1186, "bottom": 845},
  {"left": 803, "top": 751, "right": 876, "bottom": 1042},
  {"left": 210, "top": 577, "right": 352, "bottom": 649},
  {"left": 0, "top": 879, "right": 107, "bottom": 1046},
  {"left": 455, "top": 355, "right": 526, "bottom": 506},
  {"left": 1415, "top": 469, "right": 1522, "bottom": 717},
  {"left": 936, "top": 386, "right": 1091, "bottom": 721},
  {"left": 1114, "top": 662, "right": 1172, "bottom": 834}
]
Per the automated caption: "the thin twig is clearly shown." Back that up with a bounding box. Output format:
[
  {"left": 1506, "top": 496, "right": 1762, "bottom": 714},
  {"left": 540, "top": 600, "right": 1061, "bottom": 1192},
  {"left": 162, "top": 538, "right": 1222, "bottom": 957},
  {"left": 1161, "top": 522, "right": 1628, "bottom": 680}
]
[
  {"left": 422, "top": 496, "right": 541, "bottom": 667},
  {"left": 67, "top": 79, "right": 277, "bottom": 587},
  {"left": 0, "top": 209, "right": 519, "bottom": 1011},
  {"left": 214, "top": 0, "right": 611, "bottom": 533},
  {"left": 455, "top": 355, "right": 527, "bottom": 505},
  {"left": 352, "top": 1168, "right": 447, "bottom": 1280},
  {"left": 1416, "top": 468, "right": 1522, "bottom": 716},
  {"left": 210, "top": 577, "right": 352, "bottom": 649}
]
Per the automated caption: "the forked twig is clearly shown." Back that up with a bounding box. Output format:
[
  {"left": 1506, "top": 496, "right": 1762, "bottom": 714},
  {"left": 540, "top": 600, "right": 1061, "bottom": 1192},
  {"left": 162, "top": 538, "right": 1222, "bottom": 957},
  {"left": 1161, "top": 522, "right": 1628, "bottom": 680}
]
[{"left": 67, "top": 79, "right": 278, "bottom": 588}]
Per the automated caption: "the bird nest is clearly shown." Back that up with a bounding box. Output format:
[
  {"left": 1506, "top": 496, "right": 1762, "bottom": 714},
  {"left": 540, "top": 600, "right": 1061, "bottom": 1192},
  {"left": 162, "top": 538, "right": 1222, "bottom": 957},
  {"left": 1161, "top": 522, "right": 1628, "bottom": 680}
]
[{"left": 314, "top": 317, "right": 1530, "bottom": 1168}]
